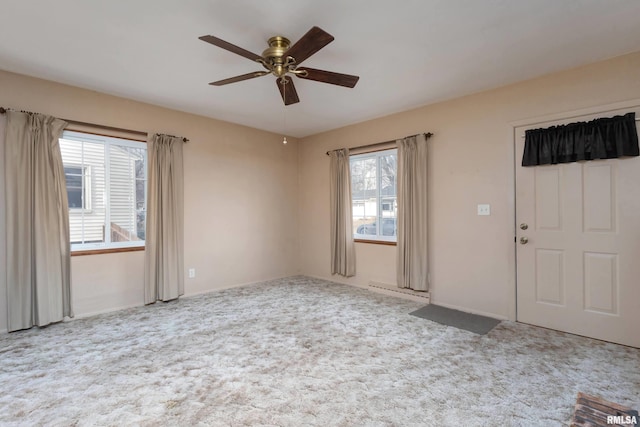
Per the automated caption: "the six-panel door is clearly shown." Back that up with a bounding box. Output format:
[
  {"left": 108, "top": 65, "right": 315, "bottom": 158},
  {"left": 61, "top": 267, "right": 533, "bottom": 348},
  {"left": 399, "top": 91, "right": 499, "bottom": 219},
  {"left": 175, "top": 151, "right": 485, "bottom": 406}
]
[{"left": 515, "top": 107, "right": 640, "bottom": 348}]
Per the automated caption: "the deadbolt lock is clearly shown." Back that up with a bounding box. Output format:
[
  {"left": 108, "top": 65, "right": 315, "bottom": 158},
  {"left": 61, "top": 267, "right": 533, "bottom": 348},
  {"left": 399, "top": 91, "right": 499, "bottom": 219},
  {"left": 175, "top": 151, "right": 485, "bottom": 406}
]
[{"left": 520, "top": 223, "right": 528, "bottom": 230}]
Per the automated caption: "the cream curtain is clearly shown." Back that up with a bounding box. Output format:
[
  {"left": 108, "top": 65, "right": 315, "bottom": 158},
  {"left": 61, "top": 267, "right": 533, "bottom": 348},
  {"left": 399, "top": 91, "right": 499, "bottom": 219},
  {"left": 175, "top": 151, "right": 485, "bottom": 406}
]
[
  {"left": 396, "top": 134, "right": 429, "bottom": 291},
  {"left": 4, "top": 111, "right": 72, "bottom": 332},
  {"left": 144, "top": 134, "right": 184, "bottom": 304},
  {"left": 329, "top": 148, "right": 356, "bottom": 277},
  {"left": 0, "top": 115, "right": 6, "bottom": 329}
]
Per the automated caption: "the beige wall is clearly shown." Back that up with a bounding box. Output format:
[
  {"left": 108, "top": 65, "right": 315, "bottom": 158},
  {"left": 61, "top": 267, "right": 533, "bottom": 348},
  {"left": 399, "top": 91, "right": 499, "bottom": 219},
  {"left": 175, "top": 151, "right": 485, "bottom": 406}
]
[
  {"left": 0, "top": 70, "right": 300, "bottom": 332},
  {"left": 3, "top": 51, "right": 640, "bottom": 331},
  {"left": 298, "top": 52, "right": 640, "bottom": 319}
]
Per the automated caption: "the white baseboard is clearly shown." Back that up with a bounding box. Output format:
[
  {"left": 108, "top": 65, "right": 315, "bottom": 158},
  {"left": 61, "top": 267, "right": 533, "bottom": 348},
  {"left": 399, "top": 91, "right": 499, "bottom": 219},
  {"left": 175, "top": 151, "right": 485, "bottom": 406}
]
[
  {"left": 182, "top": 273, "right": 298, "bottom": 299},
  {"left": 68, "top": 302, "right": 143, "bottom": 321},
  {"left": 369, "top": 281, "right": 430, "bottom": 296},
  {"left": 302, "top": 273, "right": 357, "bottom": 287},
  {"left": 2, "top": 274, "right": 300, "bottom": 333},
  {"left": 301, "top": 274, "right": 430, "bottom": 304},
  {"left": 1, "top": 303, "right": 143, "bottom": 332},
  {"left": 367, "top": 286, "right": 430, "bottom": 303},
  {"left": 67, "top": 274, "right": 303, "bottom": 323}
]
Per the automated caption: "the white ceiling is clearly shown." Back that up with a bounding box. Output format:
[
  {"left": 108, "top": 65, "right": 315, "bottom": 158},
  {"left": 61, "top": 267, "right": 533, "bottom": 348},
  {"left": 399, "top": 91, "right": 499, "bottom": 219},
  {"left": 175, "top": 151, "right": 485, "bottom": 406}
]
[{"left": 1, "top": 0, "right": 640, "bottom": 138}]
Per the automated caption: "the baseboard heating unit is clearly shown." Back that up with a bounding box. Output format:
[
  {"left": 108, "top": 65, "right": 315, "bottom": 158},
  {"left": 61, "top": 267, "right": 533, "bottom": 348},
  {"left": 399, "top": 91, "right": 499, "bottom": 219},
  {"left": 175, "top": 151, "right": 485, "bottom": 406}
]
[{"left": 368, "top": 281, "right": 430, "bottom": 303}]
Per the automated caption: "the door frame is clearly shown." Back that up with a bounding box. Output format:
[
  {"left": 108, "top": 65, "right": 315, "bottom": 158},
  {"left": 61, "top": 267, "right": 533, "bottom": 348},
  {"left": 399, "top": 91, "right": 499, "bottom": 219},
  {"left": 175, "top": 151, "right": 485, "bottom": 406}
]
[{"left": 508, "top": 98, "right": 640, "bottom": 322}]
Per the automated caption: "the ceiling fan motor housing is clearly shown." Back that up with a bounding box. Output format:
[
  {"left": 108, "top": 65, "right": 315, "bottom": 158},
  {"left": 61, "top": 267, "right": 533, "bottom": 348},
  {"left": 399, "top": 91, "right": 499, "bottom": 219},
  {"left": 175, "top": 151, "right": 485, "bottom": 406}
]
[{"left": 262, "top": 36, "right": 292, "bottom": 78}]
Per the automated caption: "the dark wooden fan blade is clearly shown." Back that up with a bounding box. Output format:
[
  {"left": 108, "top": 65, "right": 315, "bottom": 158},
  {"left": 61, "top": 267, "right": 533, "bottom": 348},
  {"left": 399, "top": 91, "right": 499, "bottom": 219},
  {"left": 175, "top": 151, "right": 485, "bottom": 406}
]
[
  {"left": 276, "top": 76, "right": 300, "bottom": 105},
  {"left": 210, "top": 71, "right": 269, "bottom": 86},
  {"left": 297, "top": 67, "right": 359, "bottom": 88},
  {"left": 284, "top": 26, "right": 334, "bottom": 65},
  {"left": 199, "top": 35, "right": 263, "bottom": 62}
]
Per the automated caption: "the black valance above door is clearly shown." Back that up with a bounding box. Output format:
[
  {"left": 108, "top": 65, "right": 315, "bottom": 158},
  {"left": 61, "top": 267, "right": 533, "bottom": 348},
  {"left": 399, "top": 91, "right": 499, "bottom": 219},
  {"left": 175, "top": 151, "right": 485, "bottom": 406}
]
[{"left": 522, "top": 112, "right": 639, "bottom": 166}]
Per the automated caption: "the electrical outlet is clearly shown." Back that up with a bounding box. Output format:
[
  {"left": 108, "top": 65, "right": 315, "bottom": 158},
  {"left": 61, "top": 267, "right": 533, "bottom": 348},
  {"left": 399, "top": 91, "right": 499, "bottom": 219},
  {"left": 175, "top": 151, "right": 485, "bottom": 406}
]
[
  {"left": 188, "top": 268, "right": 196, "bottom": 279},
  {"left": 477, "top": 204, "right": 491, "bottom": 216}
]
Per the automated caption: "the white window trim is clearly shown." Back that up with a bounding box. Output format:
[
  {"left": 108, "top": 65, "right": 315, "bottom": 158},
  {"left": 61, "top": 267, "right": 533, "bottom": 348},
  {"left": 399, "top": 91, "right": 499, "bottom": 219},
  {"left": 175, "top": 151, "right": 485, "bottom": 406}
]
[
  {"left": 61, "top": 131, "right": 147, "bottom": 252},
  {"left": 66, "top": 164, "right": 92, "bottom": 213}
]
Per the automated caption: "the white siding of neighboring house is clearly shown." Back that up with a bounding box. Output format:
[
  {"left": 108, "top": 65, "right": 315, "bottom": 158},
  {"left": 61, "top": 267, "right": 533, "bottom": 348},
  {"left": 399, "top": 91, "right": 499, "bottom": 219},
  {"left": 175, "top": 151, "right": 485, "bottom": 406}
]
[
  {"left": 60, "top": 139, "right": 106, "bottom": 244},
  {"left": 352, "top": 199, "right": 396, "bottom": 219},
  {"left": 108, "top": 145, "right": 139, "bottom": 241},
  {"left": 60, "top": 138, "right": 142, "bottom": 245}
]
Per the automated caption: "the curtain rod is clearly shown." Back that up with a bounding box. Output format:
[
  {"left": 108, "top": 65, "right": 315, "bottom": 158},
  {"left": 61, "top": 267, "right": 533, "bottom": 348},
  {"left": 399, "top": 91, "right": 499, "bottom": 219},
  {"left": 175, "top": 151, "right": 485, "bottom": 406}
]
[
  {"left": 0, "top": 107, "right": 189, "bottom": 143},
  {"left": 325, "top": 132, "right": 433, "bottom": 156}
]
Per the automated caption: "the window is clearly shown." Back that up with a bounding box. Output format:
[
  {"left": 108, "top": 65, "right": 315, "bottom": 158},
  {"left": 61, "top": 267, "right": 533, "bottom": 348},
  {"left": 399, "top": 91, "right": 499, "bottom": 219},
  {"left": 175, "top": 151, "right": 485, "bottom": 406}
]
[
  {"left": 64, "top": 165, "right": 91, "bottom": 210},
  {"left": 350, "top": 149, "right": 397, "bottom": 242},
  {"left": 59, "top": 131, "right": 147, "bottom": 252}
]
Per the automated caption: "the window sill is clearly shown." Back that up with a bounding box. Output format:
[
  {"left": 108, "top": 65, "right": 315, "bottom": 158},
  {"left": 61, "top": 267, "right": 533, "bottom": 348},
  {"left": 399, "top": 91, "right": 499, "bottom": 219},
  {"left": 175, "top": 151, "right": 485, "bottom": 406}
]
[
  {"left": 354, "top": 239, "right": 397, "bottom": 246},
  {"left": 71, "top": 246, "right": 145, "bottom": 256}
]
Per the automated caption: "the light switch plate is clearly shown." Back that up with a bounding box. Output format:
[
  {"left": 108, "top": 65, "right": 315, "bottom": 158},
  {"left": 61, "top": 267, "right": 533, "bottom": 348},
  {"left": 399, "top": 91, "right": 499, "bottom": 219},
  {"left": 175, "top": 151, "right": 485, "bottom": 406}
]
[
  {"left": 188, "top": 268, "right": 196, "bottom": 279},
  {"left": 477, "top": 204, "right": 491, "bottom": 216}
]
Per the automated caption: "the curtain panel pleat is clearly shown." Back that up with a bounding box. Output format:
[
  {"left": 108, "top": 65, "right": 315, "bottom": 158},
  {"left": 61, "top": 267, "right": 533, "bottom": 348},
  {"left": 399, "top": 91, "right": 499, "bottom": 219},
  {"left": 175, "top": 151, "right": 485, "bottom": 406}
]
[
  {"left": 329, "top": 148, "right": 356, "bottom": 277},
  {"left": 4, "top": 111, "right": 72, "bottom": 332},
  {"left": 522, "top": 112, "right": 639, "bottom": 166},
  {"left": 144, "top": 134, "right": 184, "bottom": 304},
  {"left": 396, "top": 134, "right": 429, "bottom": 291}
]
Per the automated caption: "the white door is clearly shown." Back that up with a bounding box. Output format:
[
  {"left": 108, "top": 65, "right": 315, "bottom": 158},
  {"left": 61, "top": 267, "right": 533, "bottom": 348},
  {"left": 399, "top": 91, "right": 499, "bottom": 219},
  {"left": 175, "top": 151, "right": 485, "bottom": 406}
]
[{"left": 515, "top": 107, "right": 640, "bottom": 348}]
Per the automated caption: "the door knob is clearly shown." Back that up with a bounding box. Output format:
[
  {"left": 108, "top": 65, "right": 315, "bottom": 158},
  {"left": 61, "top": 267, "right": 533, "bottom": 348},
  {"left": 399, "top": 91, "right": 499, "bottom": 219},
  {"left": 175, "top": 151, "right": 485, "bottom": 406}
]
[
  {"left": 520, "top": 223, "right": 528, "bottom": 230},
  {"left": 520, "top": 237, "right": 528, "bottom": 244}
]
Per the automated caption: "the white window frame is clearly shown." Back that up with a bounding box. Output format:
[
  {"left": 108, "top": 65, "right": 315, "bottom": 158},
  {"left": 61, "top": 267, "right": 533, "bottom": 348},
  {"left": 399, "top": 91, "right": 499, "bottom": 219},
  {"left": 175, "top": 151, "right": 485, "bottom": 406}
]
[
  {"left": 350, "top": 148, "right": 397, "bottom": 243},
  {"left": 65, "top": 164, "right": 92, "bottom": 212},
  {"left": 61, "top": 131, "right": 147, "bottom": 252}
]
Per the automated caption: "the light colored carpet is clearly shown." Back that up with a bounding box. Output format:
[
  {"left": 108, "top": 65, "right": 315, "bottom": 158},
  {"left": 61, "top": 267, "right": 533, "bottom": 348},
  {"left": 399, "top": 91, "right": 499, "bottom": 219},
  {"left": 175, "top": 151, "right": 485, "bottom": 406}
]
[{"left": 0, "top": 276, "right": 638, "bottom": 426}]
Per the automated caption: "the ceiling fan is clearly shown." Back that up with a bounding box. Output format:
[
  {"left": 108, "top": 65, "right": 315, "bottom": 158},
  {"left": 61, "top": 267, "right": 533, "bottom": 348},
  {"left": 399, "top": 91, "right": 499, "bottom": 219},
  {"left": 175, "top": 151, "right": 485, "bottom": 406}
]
[{"left": 198, "top": 26, "right": 359, "bottom": 105}]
